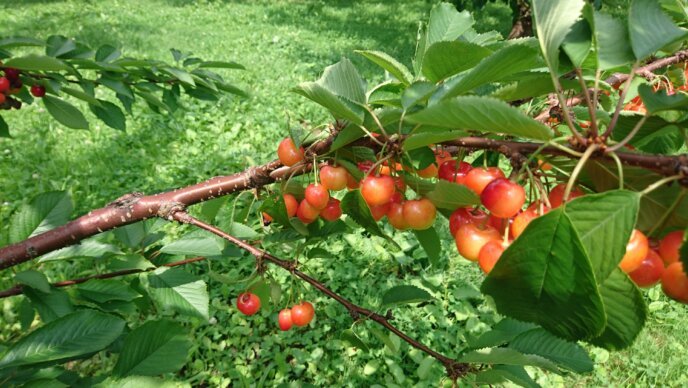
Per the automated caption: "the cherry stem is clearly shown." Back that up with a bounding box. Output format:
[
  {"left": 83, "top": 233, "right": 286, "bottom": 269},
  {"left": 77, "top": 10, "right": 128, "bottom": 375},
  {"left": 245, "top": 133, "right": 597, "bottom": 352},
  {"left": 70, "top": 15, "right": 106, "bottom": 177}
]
[
  {"left": 648, "top": 188, "right": 688, "bottom": 237},
  {"left": 171, "top": 211, "right": 472, "bottom": 378},
  {"left": 606, "top": 115, "right": 648, "bottom": 153},
  {"left": 575, "top": 68, "right": 599, "bottom": 138},
  {"left": 608, "top": 151, "right": 625, "bottom": 190},
  {"left": 602, "top": 62, "right": 639, "bottom": 140},
  {"left": 640, "top": 175, "right": 684, "bottom": 196},
  {"left": 564, "top": 144, "right": 599, "bottom": 202}
]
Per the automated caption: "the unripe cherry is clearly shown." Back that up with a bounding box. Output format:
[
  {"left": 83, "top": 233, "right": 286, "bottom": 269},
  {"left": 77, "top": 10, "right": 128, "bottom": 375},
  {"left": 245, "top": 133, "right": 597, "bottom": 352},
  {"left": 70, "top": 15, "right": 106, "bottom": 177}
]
[
  {"left": 284, "top": 194, "right": 298, "bottom": 218},
  {"left": 296, "top": 199, "right": 319, "bottom": 224},
  {"left": 464, "top": 167, "right": 505, "bottom": 195},
  {"left": 455, "top": 223, "right": 501, "bottom": 262},
  {"left": 305, "top": 183, "right": 329, "bottom": 210},
  {"left": 360, "top": 175, "right": 395, "bottom": 206},
  {"left": 277, "top": 137, "right": 305, "bottom": 167},
  {"left": 481, "top": 178, "right": 526, "bottom": 218},
  {"left": 278, "top": 308, "right": 293, "bottom": 331},
  {"left": 402, "top": 198, "right": 436, "bottom": 230},
  {"left": 320, "top": 165, "right": 348, "bottom": 191},
  {"left": 320, "top": 198, "right": 342, "bottom": 221},
  {"left": 619, "top": 229, "right": 649, "bottom": 273},
  {"left": 511, "top": 203, "right": 548, "bottom": 238},
  {"left": 236, "top": 292, "right": 261, "bottom": 316}
]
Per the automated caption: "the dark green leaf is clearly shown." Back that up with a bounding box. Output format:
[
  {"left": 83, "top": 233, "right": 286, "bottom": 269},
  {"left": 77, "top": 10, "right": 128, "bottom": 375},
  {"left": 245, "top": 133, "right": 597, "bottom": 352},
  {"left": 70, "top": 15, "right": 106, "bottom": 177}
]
[
  {"left": 407, "top": 96, "right": 553, "bottom": 141},
  {"left": 340, "top": 329, "right": 369, "bottom": 351},
  {"left": 113, "top": 320, "right": 191, "bottom": 377},
  {"left": 15, "top": 270, "right": 51, "bottom": 293},
  {"left": 24, "top": 287, "right": 73, "bottom": 323},
  {"left": 146, "top": 267, "right": 209, "bottom": 320},
  {"left": 0, "top": 310, "right": 125, "bottom": 370},
  {"left": 412, "top": 227, "right": 441, "bottom": 267},
  {"left": 38, "top": 240, "right": 122, "bottom": 263},
  {"left": 160, "top": 235, "right": 224, "bottom": 257},
  {"left": 0, "top": 36, "right": 44, "bottom": 48},
  {"left": 340, "top": 190, "right": 385, "bottom": 238},
  {"left": 510, "top": 328, "right": 593, "bottom": 373},
  {"left": 197, "top": 60, "right": 245, "bottom": 70},
  {"left": 593, "top": 12, "right": 635, "bottom": 69},
  {"left": 95, "top": 45, "right": 121, "bottom": 62},
  {"left": 424, "top": 179, "right": 480, "bottom": 210},
  {"left": 421, "top": 41, "right": 491, "bottom": 82},
  {"left": 561, "top": 18, "right": 592, "bottom": 67},
  {"left": 612, "top": 114, "right": 683, "bottom": 154},
  {"left": 99, "top": 77, "right": 134, "bottom": 99},
  {"left": 459, "top": 347, "right": 558, "bottom": 372},
  {"left": 473, "top": 365, "right": 540, "bottom": 388},
  {"left": 18, "top": 297, "right": 35, "bottom": 331},
  {"left": 163, "top": 67, "right": 195, "bottom": 86},
  {"left": 381, "top": 285, "right": 433, "bottom": 307},
  {"left": 260, "top": 194, "right": 291, "bottom": 226},
  {"left": 90, "top": 100, "right": 126, "bottom": 131},
  {"left": 61, "top": 86, "right": 101, "bottom": 105},
  {"left": 403, "top": 129, "right": 467, "bottom": 151},
  {"left": 43, "top": 96, "right": 89, "bottom": 130},
  {"left": 0, "top": 115, "right": 9, "bottom": 138},
  {"left": 468, "top": 318, "right": 538, "bottom": 349},
  {"left": 9, "top": 191, "right": 72, "bottom": 243},
  {"left": 401, "top": 81, "right": 436, "bottom": 110},
  {"left": 4, "top": 54, "right": 70, "bottom": 71},
  {"left": 531, "top": 0, "right": 586, "bottom": 70},
  {"left": 46, "top": 35, "right": 76, "bottom": 58},
  {"left": 629, "top": 0, "right": 688, "bottom": 59},
  {"left": 638, "top": 83, "right": 688, "bottom": 114},
  {"left": 77, "top": 280, "right": 139, "bottom": 303},
  {"left": 481, "top": 208, "right": 606, "bottom": 341}
]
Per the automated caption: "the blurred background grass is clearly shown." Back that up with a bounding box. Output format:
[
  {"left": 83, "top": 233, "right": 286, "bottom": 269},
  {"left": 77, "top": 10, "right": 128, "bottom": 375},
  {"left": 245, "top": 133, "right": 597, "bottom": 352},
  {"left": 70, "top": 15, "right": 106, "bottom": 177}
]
[{"left": 1, "top": 0, "right": 686, "bottom": 386}]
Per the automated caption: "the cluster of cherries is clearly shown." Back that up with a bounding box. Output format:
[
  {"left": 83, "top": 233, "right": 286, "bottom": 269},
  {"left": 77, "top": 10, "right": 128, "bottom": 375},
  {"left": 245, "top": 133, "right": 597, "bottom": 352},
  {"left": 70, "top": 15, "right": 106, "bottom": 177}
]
[
  {"left": 236, "top": 292, "right": 315, "bottom": 331},
  {"left": 0, "top": 67, "right": 45, "bottom": 109},
  {"left": 274, "top": 136, "right": 688, "bottom": 305}
]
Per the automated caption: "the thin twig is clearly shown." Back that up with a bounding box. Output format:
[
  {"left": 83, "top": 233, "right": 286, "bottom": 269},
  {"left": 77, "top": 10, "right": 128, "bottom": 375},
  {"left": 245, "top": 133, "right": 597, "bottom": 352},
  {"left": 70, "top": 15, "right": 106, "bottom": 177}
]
[
  {"left": 575, "top": 68, "right": 599, "bottom": 138},
  {"left": 606, "top": 116, "right": 648, "bottom": 153},
  {"left": 602, "top": 63, "right": 639, "bottom": 140},
  {"left": 564, "top": 144, "right": 599, "bottom": 202}
]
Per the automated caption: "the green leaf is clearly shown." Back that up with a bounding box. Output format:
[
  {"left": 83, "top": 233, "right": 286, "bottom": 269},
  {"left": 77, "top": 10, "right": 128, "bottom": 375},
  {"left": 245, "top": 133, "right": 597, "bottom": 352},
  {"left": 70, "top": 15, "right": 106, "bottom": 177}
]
[
  {"left": 4, "top": 54, "right": 70, "bottom": 71},
  {"left": 593, "top": 12, "right": 635, "bottom": 69},
  {"left": 589, "top": 269, "right": 647, "bottom": 350},
  {"left": 15, "top": 270, "right": 51, "bottom": 294},
  {"left": 473, "top": 365, "right": 539, "bottom": 388},
  {"left": 401, "top": 81, "right": 436, "bottom": 109},
  {"left": 638, "top": 84, "right": 688, "bottom": 114},
  {"left": 23, "top": 287, "right": 74, "bottom": 323},
  {"left": 293, "top": 82, "right": 364, "bottom": 124},
  {"left": 94, "top": 376, "right": 183, "bottom": 388},
  {"left": 0, "top": 310, "right": 125, "bottom": 370},
  {"left": 95, "top": 45, "right": 121, "bottom": 62},
  {"left": 356, "top": 50, "right": 413, "bottom": 85},
  {"left": 43, "top": 96, "right": 89, "bottom": 130},
  {"left": 459, "top": 347, "right": 559, "bottom": 372},
  {"left": 426, "top": 3, "right": 474, "bottom": 46},
  {"left": 38, "top": 240, "right": 122, "bottom": 263},
  {"left": 0, "top": 36, "right": 44, "bottom": 48},
  {"left": 629, "top": 0, "right": 688, "bottom": 59},
  {"left": 197, "top": 60, "right": 245, "bottom": 70},
  {"left": 491, "top": 74, "right": 558, "bottom": 102},
  {"left": 441, "top": 42, "right": 542, "bottom": 98},
  {"left": 403, "top": 129, "right": 467, "bottom": 151},
  {"left": 0, "top": 115, "right": 9, "bottom": 138},
  {"left": 407, "top": 96, "right": 553, "bottom": 141},
  {"left": 412, "top": 227, "right": 441, "bottom": 267},
  {"left": 107, "top": 255, "right": 155, "bottom": 272},
  {"left": 423, "top": 179, "right": 480, "bottom": 210},
  {"left": 61, "top": 86, "right": 101, "bottom": 106},
  {"left": 99, "top": 77, "right": 134, "bottom": 99},
  {"left": 468, "top": 318, "right": 539, "bottom": 349},
  {"left": 113, "top": 320, "right": 191, "bottom": 377},
  {"left": 381, "top": 285, "right": 433, "bottom": 307},
  {"left": 90, "top": 100, "right": 126, "bottom": 131},
  {"left": 510, "top": 328, "right": 593, "bottom": 373},
  {"left": 160, "top": 235, "right": 224, "bottom": 257},
  {"left": 561, "top": 18, "right": 592, "bottom": 68},
  {"left": 531, "top": 0, "right": 586, "bottom": 71},
  {"left": 260, "top": 194, "right": 291, "bottom": 226},
  {"left": 9, "top": 191, "right": 72, "bottom": 243},
  {"left": 421, "top": 41, "right": 491, "bottom": 82},
  {"left": 340, "top": 329, "right": 369, "bottom": 351},
  {"left": 417, "top": 357, "right": 436, "bottom": 380},
  {"left": 340, "top": 190, "right": 385, "bottom": 238},
  {"left": 18, "top": 297, "right": 35, "bottom": 331},
  {"left": 612, "top": 114, "right": 683, "bottom": 154},
  {"left": 481, "top": 208, "right": 606, "bottom": 341},
  {"left": 77, "top": 280, "right": 139, "bottom": 304},
  {"left": 368, "top": 326, "right": 398, "bottom": 352},
  {"left": 46, "top": 35, "right": 77, "bottom": 58},
  {"left": 565, "top": 190, "right": 640, "bottom": 281},
  {"left": 147, "top": 267, "right": 209, "bottom": 320},
  {"left": 163, "top": 67, "right": 195, "bottom": 86}
]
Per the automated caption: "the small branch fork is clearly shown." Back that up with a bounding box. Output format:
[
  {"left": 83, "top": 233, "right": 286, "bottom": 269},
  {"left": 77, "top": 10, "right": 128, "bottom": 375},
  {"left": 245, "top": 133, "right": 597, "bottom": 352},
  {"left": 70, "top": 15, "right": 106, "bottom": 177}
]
[{"left": 171, "top": 211, "right": 472, "bottom": 380}]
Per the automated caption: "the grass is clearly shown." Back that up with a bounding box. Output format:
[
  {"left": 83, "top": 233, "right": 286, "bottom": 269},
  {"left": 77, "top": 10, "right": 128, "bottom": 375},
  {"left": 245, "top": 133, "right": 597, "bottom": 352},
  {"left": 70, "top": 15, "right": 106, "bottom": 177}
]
[{"left": 1, "top": 0, "right": 688, "bottom": 386}]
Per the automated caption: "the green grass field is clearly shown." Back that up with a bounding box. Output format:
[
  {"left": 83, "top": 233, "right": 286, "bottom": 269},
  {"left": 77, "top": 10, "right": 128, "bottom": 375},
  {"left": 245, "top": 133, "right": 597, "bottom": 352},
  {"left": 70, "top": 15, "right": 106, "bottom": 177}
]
[{"left": 1, "top": 0, "right": 687, "bottom": 386}]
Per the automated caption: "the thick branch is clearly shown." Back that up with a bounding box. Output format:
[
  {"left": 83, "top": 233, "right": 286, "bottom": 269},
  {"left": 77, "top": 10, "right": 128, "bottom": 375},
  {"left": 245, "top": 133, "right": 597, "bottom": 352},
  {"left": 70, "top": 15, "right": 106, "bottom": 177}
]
[
  {"left": 172, "top": 212, "right": 471, "bottom": 379},
  {"left": 0, "top": 256, "right": 205, "bottom": 298}
]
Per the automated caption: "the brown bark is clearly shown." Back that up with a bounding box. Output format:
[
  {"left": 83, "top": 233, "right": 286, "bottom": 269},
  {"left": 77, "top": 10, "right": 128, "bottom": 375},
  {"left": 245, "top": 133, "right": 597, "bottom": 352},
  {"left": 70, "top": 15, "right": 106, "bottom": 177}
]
[{"left": 507, "top": 0, "right": 533, "bottom": 39}]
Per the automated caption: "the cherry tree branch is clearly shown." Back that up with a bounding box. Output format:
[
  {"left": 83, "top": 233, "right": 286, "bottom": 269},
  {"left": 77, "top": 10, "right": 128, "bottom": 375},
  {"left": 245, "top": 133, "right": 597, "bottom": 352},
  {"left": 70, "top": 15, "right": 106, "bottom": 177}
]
[
  {"left": 0, "top": 256, "right": 206, "bottom": 298},
  {"left": 171, "top": 211, "right": 472, "bottom": 379}
]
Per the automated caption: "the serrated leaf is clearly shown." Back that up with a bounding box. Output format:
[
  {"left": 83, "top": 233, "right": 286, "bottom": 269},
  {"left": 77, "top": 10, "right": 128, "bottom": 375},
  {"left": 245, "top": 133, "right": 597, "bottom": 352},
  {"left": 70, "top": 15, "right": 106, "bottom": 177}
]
[
  {"left": 293, "top": 82, "right": 364, "bottom": 124},
  {"left": 426, "top": 3, "right": 474, "bottom": 46},
  {"left": 468, "top": 318, "right": 539, "bottom": 349},
  {"left": 94, "top": 376, "right": 184, "bottom": 388},
  {"left": 510, "top": 328, "right": 593, "bottom": 373},
  {"left": 531, "top": 0, "right": 586, "bottom": 71},
  {"left": 356, "top": 50, "right": 412, "bottom": 85},
  {"left": 38, "top": 240, "right": 122, "bottom": 263},
  {"left": 147, "top": 267, "right": 209, "bottom": 320},
  {"left": 107, "top": 255, "right": 155, "bottom": 272},
  {"left": 423, "top": 179, "right": 480, "bottom": 210},
  {"left": 412, "top": 227, "right": 441, "bottom": 267},
  {"left": 421, "top": 41, "right": 491, "bottom": 82},
  {"left": 0, "top": 310, "right": 125, "bottom": 370},
  {"left": 593, "top": 12, "right": 635, "bottom": 69},
  {"left": 441, "top": 42, "right": 542, "bottom": 98},
  {"left": 407, "top": 96, "right": 553, "bottom": 141},
  {"left": 160, "top": 235, "right": 224, "bottom": 257},
  {"left": 341, "top": 190, "right": 385, "bottom": 238},
  {"left": 561, "top": 18, "right": 591, "bottom": 67},
  {"left": 401, "top": 81, "right": 436, "bottom": 110},
  {"left": 23, "top": 287, "right": 74, "bottom": 323},
  {"left": 43, "top": 96, "right": 89, "bottom": 130},
  {"left": 77, "top": 280, "right": 139, "bottom": 304},
  {"left": 459, "top": 347, "right": 559, "bottom": 372},
  {"left": 340, "top": 329, "right": 369, "bottom": 351},
  {"left": 15, "top": 270, "right": 51, "bottom": 293},
  {"left": 565, "top": 190, "right": 640, "bottom": 281},
  {"left": 95, "top": 45, "right": 121, "bottom": 62},
  {"left": 629, "top": 0, "right": 688, "bottom": 59},
  {"left": 113, "top": 320, "right": 191, "bottom": 377},
  {"left": 638, "top": 83, "right": 688, "bottom": 114},
  {"left": 611, "top": 114, "right": 683, "bottom": 154},
  {"left": 473, "top": 365, "right": 540, "bottom": 388},
  {"left": 481, "top": 208, "right": 606, "bottom": 341},
  {"left": 9, "top": 191, "right": 72, "bottom": 243},
  {"left": 403, "top": 129, "right": 467, "bottom": 151},
  {"left": 90, "top": 100, "right": 126, "bottom": 131},
  {"left": 4, "top": 54, "right": 70, "bottom": 71},
  {"left": 381, "top": 285, "right": 433, "bottom": 307}
]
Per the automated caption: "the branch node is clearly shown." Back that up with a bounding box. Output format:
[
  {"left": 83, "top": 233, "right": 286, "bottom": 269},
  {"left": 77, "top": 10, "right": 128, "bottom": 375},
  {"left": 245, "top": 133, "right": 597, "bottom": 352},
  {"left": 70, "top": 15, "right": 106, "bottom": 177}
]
[
  {"left": 385, "top": 309, "right": 395, "bottom": 321},
  {"left": 159, "top": 202, "right": 188, "bottom": 221},
  {"left": 349, "top": 309, "right": 361, "bottom": 321},
  {"left": 107, "top": 192, "right": 144, "bottom": 208}
]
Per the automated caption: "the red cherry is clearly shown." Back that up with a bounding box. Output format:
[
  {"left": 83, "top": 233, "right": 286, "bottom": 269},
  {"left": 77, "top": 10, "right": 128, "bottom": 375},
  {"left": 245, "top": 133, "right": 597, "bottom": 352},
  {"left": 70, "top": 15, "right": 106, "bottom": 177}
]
[
  {"left": 30, "top": 85, "right": 46, "bottom": 98},
  {"left": 357, "top": 161, "right": 375, "bottom": 173},
  {"left": 284, "top": 194, "right": 298, "bottom": 218},
  {"left": 435, "top": 149, "right": 453, "bottom": 165},
  {"left": 277, "top": 137, "right": 305, "bottom": 167},
  {"left": 402, "top": 198, "right": 436, "bottom": 230},
  {"left": 487, "top": 214, "right": 511, "bottom": 235},
  {"left": 305, "top": 183, "right": 329, "bottom": 210},
  {"left": 478, "top": 240, "right": 508, "bottom": 274},
  {"left": 236, "top": 292, "right": 261, "bottom": 316},
  {"left": 548, "top": 183, "right": 584, "bottom": 208},
  {"left": 511, "top": 203, "right": 548, "bottom": 238},
  {"left": 629, "top": 250, "right": 664, "bottom": 288},
  {"left": 481, "top": 178, "right": 526, "bottom": 218},
  {"left": 4, "top": 68, "right": 19, "bottom": 80},
  {"left": 416, "top": 163, "right": 438, "bottom": 178},
  {"left": 389, "top": 191, "right": 404, "bottom": 204},
  {"left": 393, "top": 176, "right": 406, "bottom": 193},
  {"left": 291, "top": 301, "right": 315, "bottom": 326},
  {"left": 387, "top": 202, "right": 409, "bottom": 230},
  {"left": 0, "top": 77, "right": 9, "bottom": 93},
  {"left": 278, "top": 308, "right": 293, "bottom": 331},
  {"left": 369, "top": 202, "right": 391, "bottom": 221},
  {"left": 438, "top": 160, "right": 472, "bottom": 182},
  {"left": 346, "top": 171, "right": 359, "bottom": 190},
  {"left": 320, "top": 198, "right": 342, "bottom": 221},
  {"left": 296, "top": 199, "right": 319, "bottom": 224},
  {"left": 0, "top": 93, "right": 5, "bottom": 105},
  {"left": 662, "top": 262, "right": 688, "bottom": 303},
  {"left": 455, "top": 223, "right": 500, "bottom": 261},
  {"left": 320, "top": 165, "right": 348, "bottom": 191},
  {"left": 659, "top": 230, "right": 684, "bottom": 266},
  {"left": 619, "top": 229, "right": 649, "bottom": 273},
  {"left": 262, "top": 212, "right": 273, "bottom": 223},
  {"left": 448, "top": 207, "right": 488, "bottom": 236},
  {"left": 464, "top": 167, "right": 505, "bottom": 195},
  {"left": 360, "top": 175, "right": 395, "bottom": 206}
]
